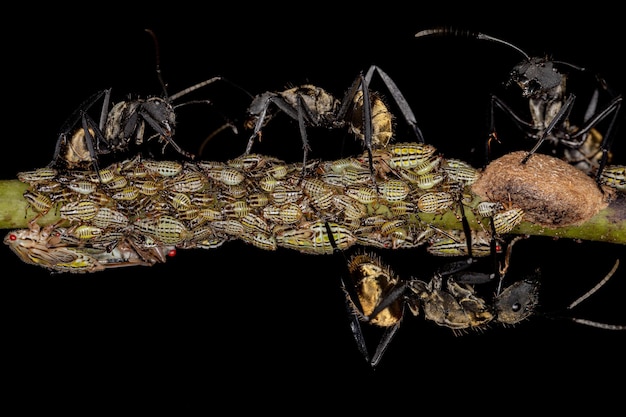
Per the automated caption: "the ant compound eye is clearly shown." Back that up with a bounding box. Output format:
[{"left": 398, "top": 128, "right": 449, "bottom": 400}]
[{"left": 526, "top": 79, "right": 542, "bottom": 95}]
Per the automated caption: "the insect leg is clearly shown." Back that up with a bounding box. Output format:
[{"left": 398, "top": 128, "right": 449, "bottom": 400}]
[
  {"left": 244, "top": 94, "right": 309, "bottom": 155},
  {"left": 370, "top": 321, "right": 402, "bottom": 368},
  {"left": 521, "top": 94, "right": 577, "bottom": 164},
  {"left": 79, "top": 112, "right": 104, "bottom": 179},
  {"left": 364, "top": 65, "right": 425, "bottom": 144},
  {"left": 324, "top": 221, "right": 371, "bottom": 365},
  {"left": 357, "top": 74, "right": 377, "bottom": 186},
  {"left": 137, "top": 105, "right": 196, "bottom": 159},
  {"left": 487, "top": 94, "right": 536, "bottom": 166},
  {"left": 296, "top": 94, "right": 312, "bottom": 180},
  {"left": 333, "top": 73, "right": 378, "bottom": 186},
  {"left": 49, "top": 89, "right": 110, "bottom": 169},
  {"left": 579, "top": 95, "right": 623, "bottom": 184}
]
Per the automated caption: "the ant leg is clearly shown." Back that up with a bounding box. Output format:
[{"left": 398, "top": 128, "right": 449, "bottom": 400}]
[
  {"left": 443, "top": 197, "right": 499, "bottom": 287},
  {"left": 50, "top": 131, "right": 69, "bottom": 169},
  {"left": 324, "top": 222, "right": 365, "bottom": 316},
  {"left": 244, "top": 94, "right": 314, "bottom": 157},
  {"left": 367, "top": 280, "right": 409, "bottom": 323},
  {"left": 296, "top": 95, "right": 312, "bottom": 181},
  {"left": 326, "top": 222, "right": 406, "bottom": 368},
  {"left": 370, "top": 322, "right": 402, "bottom": 368},
  {"left": 521, "top": 94, "right": 576, "bottom": 164},
  {"left": 364, "top": 65, "right": 425, "bottom": 144},
  {"left": 49, "top": 89, "right": 110, "bottom": 169},
  {"left": 138, "top": 106, "right": 196, "bottom": 160},
  {"left": 489, "top": 95, "right": 536, "bottom": 134},
  {"left": 457, "top": 196, "right": 473, "bottom": 259},
  {"left": 97, "top": 88, "right": 112, "bottom": 132},
  {"left": 334, "top": 73, "right": 379, "bottom": 188},
  {"left": 80, "top": 112, "right": 105, "bottom": 180},
  {"left": 324, "top": 221, "right": 371, "bottom": 365},
  {"left": 578, "top": 95, "right": 622, "bottom": 184},
  {"left": 245, "top": 94, "right": 272, "bottom": 155},
  {"left": 357, "top": 74, "right": 378, "bottom": 186},
  {"left": 487, "top": 217, "right": 505, "bottom": 294},
  {"left": 487, "top": 94, "right": 535, "bottom": 166}
]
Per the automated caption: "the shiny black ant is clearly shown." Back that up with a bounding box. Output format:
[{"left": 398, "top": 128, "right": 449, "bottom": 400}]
[
  {"left": 415, "top": 27, "right": 623, "bottom": 184},
  {"left": 49, "top": 29, "right": 240, "bottom": 177},
  {"left": 244, "top": 65, "right": 425, "bottom": 179}
]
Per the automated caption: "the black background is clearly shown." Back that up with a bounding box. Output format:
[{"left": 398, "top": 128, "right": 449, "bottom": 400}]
[{"left": 4, "top": 5, "right": 625, "bottom": 411}]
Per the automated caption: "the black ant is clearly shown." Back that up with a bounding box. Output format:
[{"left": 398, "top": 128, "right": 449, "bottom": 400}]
[
  {"left": 323, "top": 196, "right": 512, "bottom": 368},
  {"left": 325, "top": 192, "right": 625, "bottom": 368},
  {"left": 415, "top": 27, "right": 623, "bottom": 184},
  {"left": 243, "top": 65, "right": 426, "bottom": 180},
  {"left": 325, "top": 216, "right": 534, "bottom": 368},
  {"left": 49, "top": 29, "right": 241, "bottom": 177}
]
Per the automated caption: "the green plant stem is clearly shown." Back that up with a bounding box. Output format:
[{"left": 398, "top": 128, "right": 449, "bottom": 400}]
[
  {"left": 0, "top": 180, "right": 61, "bottom": 229},
  {"left": 2, "top": 179, "right": 625, "bottom": 245}
]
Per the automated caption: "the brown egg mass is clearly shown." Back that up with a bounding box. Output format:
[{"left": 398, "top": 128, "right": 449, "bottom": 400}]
[{"left": 471, "top": 151, "right": 609, "bottom": 228}]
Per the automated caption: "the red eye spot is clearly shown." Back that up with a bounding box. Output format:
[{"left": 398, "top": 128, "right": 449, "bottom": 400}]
[
  {"left": 167, "top": 249, "right": 177, "bottom": 257},
  {"left": 9, "top": 234, "right": 17, "bottom": 241}
]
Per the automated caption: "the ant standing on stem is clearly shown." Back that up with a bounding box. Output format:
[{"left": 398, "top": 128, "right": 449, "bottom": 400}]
[
  {"left": 48, "top": 29, "right": 240, "bottom": 178},
  {"left": 243, "top": 65, "right": 426, "bottom": 181},
  {"left": 415, "top": 27, "right": 623, "bottom": 184}
]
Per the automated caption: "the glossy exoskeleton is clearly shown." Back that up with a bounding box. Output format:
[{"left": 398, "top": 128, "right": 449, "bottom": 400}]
[
  {"left": 415, "top": 27, "right": 623, "bottom": 184},
  {"left": 49, "top": 29, "right": 238, "bottom": 177},
  {"left": 244, "top": 65, "right": 425, "bottom": 179}
]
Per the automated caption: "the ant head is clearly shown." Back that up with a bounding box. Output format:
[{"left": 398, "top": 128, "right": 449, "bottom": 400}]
[
  {"left": 143, "top": 96, "right": 177, "bottom": 130},
  {"left": 507, "top": 57, "right": 563, "bottom": 98},
  {"left": 415, "top": 28, "right": 575, "bottom": 101},
  {"left": 494, "top": 276, "right": 541, "bottom": 325},
  {"left": 245, "top": 91, "right": 278, "bottom": 130}
]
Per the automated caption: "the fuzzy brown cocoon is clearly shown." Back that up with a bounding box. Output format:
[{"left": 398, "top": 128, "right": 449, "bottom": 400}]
[{"left": 472, "top": 151, "right": 609, "bottom": 228}]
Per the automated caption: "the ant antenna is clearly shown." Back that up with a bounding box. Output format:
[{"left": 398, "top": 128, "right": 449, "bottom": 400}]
[
  {"left": 145, "top": 28, "right": 169, "bottom": 100},
  {"left": 551, "top": 259, "right": 626, "bottom": 330},
  {"left": 567, "top": 259, "right": 619, "bottom": 310},
  {"left": 552, "top": 60, "right": 587, "bottom": 72},
  {"left": 415, "top": 27, "right": 531, "bottom": 61},
  {"left": 197, "top": 122, "right": 239, "bottom": 157},
  {"left": 416, "top": 27, "right": 594, "bottom": 74}
]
